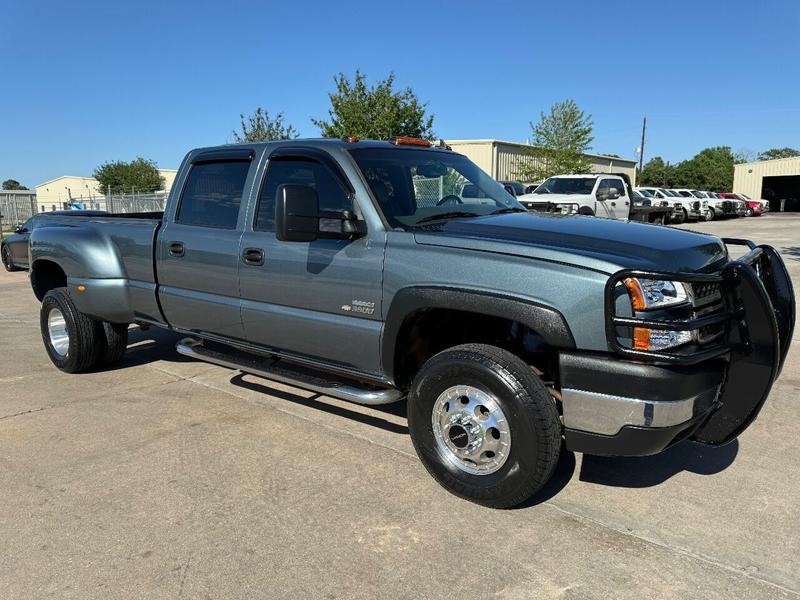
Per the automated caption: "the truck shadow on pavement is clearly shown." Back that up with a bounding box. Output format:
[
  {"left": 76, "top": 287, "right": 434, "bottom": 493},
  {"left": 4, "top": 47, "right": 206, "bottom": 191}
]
[
  {"left": 229, "top": 373, "right": 409, "bottom": 436},
  {"left": 578, "top": 439, "right": 739, "bottom": 488},
  {"left": 780, "top": 246, "right": 800, "bottom": 261}
]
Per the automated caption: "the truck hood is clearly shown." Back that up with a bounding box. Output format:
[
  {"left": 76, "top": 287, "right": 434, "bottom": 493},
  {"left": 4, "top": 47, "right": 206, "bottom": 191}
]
[{"left": 414, "top": 212, "right": 727, "bottom": 273}]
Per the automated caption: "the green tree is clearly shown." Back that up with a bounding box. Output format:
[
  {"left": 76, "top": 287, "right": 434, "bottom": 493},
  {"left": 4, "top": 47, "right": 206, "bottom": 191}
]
[
  {"left": 93, "top": 157, "right": 164, "bottom": 195},
  {"left": 672, "top": 146, "right": 736, "bottom": 192},
  {"left": 232, "top": 108, "right": 298, "bottom": 142},
  {"left": 312, "top": 70, "right": 435, "bottom": 140},
  {"left": 757, "top": 147, "right": 800, "bottom": 161},
  {"left": 2, "top": 179, "right": 28, "bottom": 190},
  {"left": 638, "top": 157, "right": 671, "bottom": 187},
  {"left": 515, "top": 99, "right": 594, "bottom": 182}
]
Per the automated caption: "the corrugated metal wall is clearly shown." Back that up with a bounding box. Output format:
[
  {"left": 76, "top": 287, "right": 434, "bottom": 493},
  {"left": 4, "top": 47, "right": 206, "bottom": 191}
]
[
  {"left": 447, "top": 140, "right": 637, "bottom": 185},
  {"left": 734, "top": 157, "right": 800, "bottom": 199}
]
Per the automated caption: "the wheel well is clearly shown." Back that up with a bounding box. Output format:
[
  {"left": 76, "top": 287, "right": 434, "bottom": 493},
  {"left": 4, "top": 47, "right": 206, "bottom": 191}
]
[
  {"left": 31, "top": 260, "right": 67, "bottom": 301},
  {"left": 392, "top": 309, "right": 559, "bottom": 389}
]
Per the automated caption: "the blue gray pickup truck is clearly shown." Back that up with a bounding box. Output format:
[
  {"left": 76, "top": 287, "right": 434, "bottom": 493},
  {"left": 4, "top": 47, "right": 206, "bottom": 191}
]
[{"left": 28, "top": 137, "right": 795, "bottom": 507}]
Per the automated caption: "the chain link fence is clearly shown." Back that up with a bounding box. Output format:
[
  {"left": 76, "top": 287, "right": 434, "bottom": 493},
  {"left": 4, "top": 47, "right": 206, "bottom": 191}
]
[
  {"left": 0, "top": 192, "right": 38, "bottom": 230},
  {"left": 1, "top": 192, "right": 168, "bottom": 228}
]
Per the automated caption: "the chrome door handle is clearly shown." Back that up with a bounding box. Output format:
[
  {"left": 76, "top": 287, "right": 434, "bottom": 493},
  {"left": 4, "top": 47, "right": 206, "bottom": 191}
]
[
  {"left": 168, "top": 242, "right": 185, "bottom": 257},
  {"left": 242, "top": 247, "right": 265, "bottom": 266}
]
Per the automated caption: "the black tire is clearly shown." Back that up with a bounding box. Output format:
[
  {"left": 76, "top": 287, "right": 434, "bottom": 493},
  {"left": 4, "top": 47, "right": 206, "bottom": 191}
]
[
  {"left": 746, "top": 207, "right": 754, "bottom": 217},
  {"left": 673, "top": 207, "right": 688, "bottom": 224},
  {"left": 40, "top": 287, "right": 101, "bottom": 373},
  {"left": 578, "top": 207, "right": 594, "bottom": 216},
  {"left": 407, "top": 343, "right": 561, "bottom": 508},
  {"left": 703, "top": 208, "right": 714, "bottom": 222},
  {"left": 95, "top": 322, "right": 129, "bottom": 367},
  {"left": 651, "top": 215, "right": 665, "bottom": 225},
  {"left": 2, "top": 244, "right": 18, "bottom": 272}
]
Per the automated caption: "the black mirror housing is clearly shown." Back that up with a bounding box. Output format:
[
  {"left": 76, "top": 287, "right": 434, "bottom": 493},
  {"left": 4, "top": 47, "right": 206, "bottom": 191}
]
[{"left": 275, "top": 184, "right": 320, "bottom": 242}]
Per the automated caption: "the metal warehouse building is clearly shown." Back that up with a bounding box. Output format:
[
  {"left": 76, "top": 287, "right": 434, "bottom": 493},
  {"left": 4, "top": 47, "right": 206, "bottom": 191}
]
[
  {"left": 734, "top": 157, "right": 800, "bottom": 212},
  {"left": 445, "top": 139, "right": 637, "bottom": 185}
]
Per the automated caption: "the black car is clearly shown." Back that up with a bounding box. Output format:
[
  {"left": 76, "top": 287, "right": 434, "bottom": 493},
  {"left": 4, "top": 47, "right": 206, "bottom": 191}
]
[
  {"left": 2, "top": 210, "right": 108, "bottom": 271},
  {"left": 499, "top": 180, "right": 527, "bottom": 197}
]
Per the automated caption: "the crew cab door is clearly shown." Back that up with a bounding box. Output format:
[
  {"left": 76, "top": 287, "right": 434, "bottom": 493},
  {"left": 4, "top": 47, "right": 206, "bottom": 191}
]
[
  {"left": 237, "top": 147, "right": 385, "bottom": 375},
  {"left": 595, "top": 178, "right": 627, "bottom": 219},
  {"left": 156, "top": 148, "right": 256, "bottom": 338}
]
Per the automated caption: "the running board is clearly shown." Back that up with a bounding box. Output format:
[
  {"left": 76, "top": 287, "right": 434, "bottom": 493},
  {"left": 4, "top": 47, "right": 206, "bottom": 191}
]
[{"left": 176, "top": 338, "right": 404, "bottom": 405}]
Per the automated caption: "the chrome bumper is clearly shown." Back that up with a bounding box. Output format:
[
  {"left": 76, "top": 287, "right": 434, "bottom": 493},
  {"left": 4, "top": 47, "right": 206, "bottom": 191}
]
[{"left": 561, "top": 387, "right": 719, "bottom": 436}]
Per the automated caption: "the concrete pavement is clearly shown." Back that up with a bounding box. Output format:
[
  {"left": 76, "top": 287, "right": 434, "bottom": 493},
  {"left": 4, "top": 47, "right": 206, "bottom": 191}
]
[{"left": 1, "top": 214, "right": 798, "bottom": 599}]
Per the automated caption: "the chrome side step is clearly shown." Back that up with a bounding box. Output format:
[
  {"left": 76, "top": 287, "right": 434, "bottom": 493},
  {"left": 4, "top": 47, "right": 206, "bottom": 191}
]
[{"left": 176, "top": 338, "right": 404, "bottom": 406}]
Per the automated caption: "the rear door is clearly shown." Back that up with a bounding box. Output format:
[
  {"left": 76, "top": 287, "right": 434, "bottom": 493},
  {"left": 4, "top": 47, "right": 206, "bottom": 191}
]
[
  {"left": 156, "top": 148, "right": 256, "bottom": 339},
  {"left": 237, "top": 147, "right": 386, "bottom": 375}
]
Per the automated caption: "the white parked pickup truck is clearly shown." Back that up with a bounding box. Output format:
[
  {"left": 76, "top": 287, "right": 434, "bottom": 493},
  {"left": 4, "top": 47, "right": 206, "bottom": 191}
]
[
  {"left": 517, "top": 174, "right": 630, "bottom": 219},
  {"left": 635, "top": 187, "right": 702, "bottom": 223}
]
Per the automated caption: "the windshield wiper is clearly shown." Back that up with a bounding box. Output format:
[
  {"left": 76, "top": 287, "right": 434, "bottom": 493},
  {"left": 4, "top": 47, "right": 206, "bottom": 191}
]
[
  {"left": 490, "top": 207, "right": 527, "bottom": 215},
  {"left": 415, "top": 211, "right": 480, "bottom": 224}
]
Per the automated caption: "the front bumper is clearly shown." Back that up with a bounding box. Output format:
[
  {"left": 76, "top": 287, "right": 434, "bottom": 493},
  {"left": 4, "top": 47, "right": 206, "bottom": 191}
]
[{"left": 562, "top": 242, "right": 795, "bottom": 456}]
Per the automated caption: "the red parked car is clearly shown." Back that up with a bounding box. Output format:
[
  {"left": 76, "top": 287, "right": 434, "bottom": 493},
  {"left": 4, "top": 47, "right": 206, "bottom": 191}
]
[{"left": 719, "top": 193, "right": 769, "bottom": 217}]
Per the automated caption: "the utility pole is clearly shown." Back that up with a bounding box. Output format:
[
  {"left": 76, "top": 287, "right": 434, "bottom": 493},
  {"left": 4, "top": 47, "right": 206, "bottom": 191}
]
[
  {"left": 663, "top": 161, "right": 670, "bottom": 187},
  {"left": 638, "top": 115, "right": 647, "bottom": 175}
]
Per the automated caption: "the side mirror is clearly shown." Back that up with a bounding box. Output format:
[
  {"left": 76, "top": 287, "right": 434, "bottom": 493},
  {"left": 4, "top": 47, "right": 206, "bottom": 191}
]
[
  {"left": 596, "top": 189, "right": 608, "bottom": 202},
  {"left": 276, "top": 184, "right": 319, "bottom": 242},
  {"left": 503, "top": 184, "right": 516, "bottom": 196},
  {"left": 15, "top": 225, "right": 24, "bottom": 234},
  {"left": 608, "top": 188, "right": 621, "bottom": 200}
]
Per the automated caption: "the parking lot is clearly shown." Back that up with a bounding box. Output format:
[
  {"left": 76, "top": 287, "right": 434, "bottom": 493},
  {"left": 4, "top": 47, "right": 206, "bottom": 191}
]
[{"left": 1, "top": 214, "right": 798, "bottom": 599}]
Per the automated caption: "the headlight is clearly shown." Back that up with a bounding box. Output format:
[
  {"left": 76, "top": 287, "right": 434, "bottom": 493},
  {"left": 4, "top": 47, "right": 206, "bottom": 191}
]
[
  {"left": 623, "top": 278, "right": 689, "bottom": 310},
  {"left": 633, "top": 327, "right": 693, "bottom": 351},
  {"left": 623, "top": 278, "right": 692, "bottom": 351}
]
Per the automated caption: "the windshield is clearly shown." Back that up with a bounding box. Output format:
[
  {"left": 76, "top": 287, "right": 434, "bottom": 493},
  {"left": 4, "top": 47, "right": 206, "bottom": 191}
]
[
  {"left": 349, "top": 147, "right": 522, "bottom": 228},
  {"left": 691, "top": 191, "right": 706, "bottom": 198},
  {"left": 677, "top": 190, "right": 693, "bottom": 197},
  {"left": 533, "top": 177, "right": 597, "bottom": 195},
  {"left": 739, "top": 193, "right": 751, "bottom": 200},
  {"left": 660, "top": 189, "right": 677, "bottom": 197},
  {"left": 638, "top": 188, "right": 655, "bottom": 198}
]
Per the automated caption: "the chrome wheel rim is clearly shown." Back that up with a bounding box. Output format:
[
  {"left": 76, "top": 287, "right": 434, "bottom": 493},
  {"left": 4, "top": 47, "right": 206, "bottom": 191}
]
[
  {"left": 431, "top": 385, "right": 511, "bottom": 475},
  {"left": 48, "top": 308, "right": 69, "bottom": 357}
]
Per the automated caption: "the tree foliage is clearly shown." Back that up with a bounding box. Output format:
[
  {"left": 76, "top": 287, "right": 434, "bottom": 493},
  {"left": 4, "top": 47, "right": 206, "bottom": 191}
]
[
  {"left": 515, "top": 99, "right": 594, "bottom": 182},
  {"left": 312, "top": 70, "right": 435, "bottom": 140},
  {"left": 638, "top": 157, "right": 670, "bottom": 187},
  {"left": 2, "top": 179, "right": 28, "bottom": 190},
  {"left": 93, "top": 157, "right": 164, "bottom": 195},
  {"left": 757, "top": 147, "right": 800, "bottom": 161},
  {"left": 232, "top": 108, "right": 298, "bottom": 142},
  {"left": 639, "top": 148, "right": 736, "bottom": 191}
]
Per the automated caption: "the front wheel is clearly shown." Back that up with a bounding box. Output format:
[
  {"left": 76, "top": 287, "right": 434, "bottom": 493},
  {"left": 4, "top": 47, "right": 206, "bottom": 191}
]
[
  {"left": 746, "top": 207, "right": 754, "bottom": 217},
  {"left": 703, "top": 208, "right": 715, "bottom": 221},
  {"left": 407, "top": 344, "right": 561, "bottom": 508},
  {"left": 2, "top": 244, "right": 18, "bottom": 272},
  {"left": 672, "top": 207, "right": 687, "bottom": 224}
]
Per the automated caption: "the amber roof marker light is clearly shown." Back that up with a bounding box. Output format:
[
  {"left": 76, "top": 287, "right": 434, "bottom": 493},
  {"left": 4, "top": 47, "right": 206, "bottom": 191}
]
[
  {"left": 342, "top": 136, "right": 360, "bottom": 143},
  {"left": 390, "top": 136, "right": 432, "bottom": 147}
]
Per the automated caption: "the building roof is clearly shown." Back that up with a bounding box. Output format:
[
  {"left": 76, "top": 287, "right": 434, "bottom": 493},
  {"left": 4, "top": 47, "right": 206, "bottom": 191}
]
[
  {"left": 35, "top": 175, "right": 99, "bottom": 188},
  {"left": 445, "top": 139, "right": 637, "bottom": 164},
  {"left": 735, "top": 156, "right": 800, "bottom": 167}
]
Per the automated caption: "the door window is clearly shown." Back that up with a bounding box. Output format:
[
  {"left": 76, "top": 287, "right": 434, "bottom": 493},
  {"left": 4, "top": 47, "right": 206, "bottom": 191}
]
[
  {"left": 254, "top": 159, "right": 350, "bottom": 232},
  {"left": 176, "top": 160, "right": 251, "bottom": 229}
]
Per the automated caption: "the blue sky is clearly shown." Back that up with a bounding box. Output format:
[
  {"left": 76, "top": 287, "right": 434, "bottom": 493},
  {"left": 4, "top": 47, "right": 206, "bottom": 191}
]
[{"left": 2, "top": 0, "right": 799, "bottom": 187}]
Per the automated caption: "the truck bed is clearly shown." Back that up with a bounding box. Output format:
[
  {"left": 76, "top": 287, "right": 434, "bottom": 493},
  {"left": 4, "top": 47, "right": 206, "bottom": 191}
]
[{"left": 33, "top": 213, "right": 165, "bottom": 324}]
